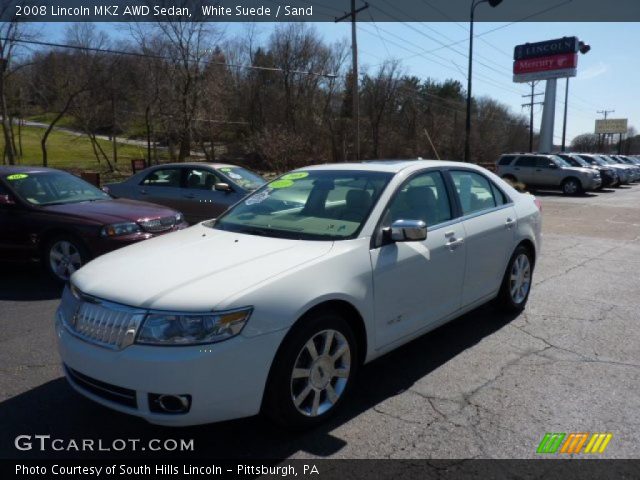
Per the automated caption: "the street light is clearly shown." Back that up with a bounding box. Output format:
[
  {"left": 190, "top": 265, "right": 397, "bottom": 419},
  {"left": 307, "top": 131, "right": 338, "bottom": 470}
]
[
  {"left": 561, "top": 40, "right": 591, "bottom": 152},
  {"left": 464, "top": 0, "right": 503, "bottom": 163}
]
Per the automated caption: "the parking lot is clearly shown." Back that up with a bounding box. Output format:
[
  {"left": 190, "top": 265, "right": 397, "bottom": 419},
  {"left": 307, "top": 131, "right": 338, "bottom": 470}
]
[{"left": 1, "top": 185, "right": 639, "bottom": 460}]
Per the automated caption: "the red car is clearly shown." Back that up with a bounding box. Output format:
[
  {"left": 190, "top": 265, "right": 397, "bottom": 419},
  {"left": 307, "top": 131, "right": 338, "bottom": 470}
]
[{"left": 0, "top": 166, "right": 188, "bottom": 281}]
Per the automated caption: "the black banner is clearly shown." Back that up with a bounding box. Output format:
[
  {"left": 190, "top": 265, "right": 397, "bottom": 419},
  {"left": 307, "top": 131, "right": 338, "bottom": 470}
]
[
  {"left": 4, "top": 459, "right": 640, "bottom": 480},
  {"left": 2, "top": 0, "right": 640, "bottom": 22}
]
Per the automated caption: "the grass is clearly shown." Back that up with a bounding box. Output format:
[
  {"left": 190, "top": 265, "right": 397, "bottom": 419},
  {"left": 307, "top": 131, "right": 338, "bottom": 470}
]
[
  {"left": 25, "top": 113, "right": 77, "bottom": 129},
  {"left": 1, "top": 126, "right": 169, "bottom": 182}
]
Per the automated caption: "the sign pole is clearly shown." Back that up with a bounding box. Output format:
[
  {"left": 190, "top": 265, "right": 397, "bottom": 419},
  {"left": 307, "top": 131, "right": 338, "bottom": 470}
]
[{"left": 538, "top": 78, "right": 557, "bottom": 153}]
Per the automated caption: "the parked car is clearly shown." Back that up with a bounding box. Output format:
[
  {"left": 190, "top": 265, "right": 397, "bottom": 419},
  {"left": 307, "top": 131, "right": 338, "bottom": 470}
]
[
  {"left": 0, "top": 167, "right": 188, "bottom": 281},
  {"left": 56, "top": 160, "right": 542, "bottom": 428},
  {"left": 496, "top": 153, "right": 601, "bottom": 195},
  {"left": 556, "top": 153, "right": 619, "bottom": 188},
  {"left": 600, "top": 155, "right": 640, "bottom": 182},
  {"left": 104, "top": 163, "right": 267, "bottom": 224},
  {"left": 611, "top": 155, "right": 640, "bottom": 180},
  {"left": 577, "top": 154, "right": 631, "bottom": 185}
]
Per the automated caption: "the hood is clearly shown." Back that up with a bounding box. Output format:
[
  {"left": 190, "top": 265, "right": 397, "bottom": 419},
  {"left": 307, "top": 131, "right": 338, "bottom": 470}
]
[
  {"left": 43, "top": 198, "right": 178, "bottom": 224},
  {"left": 71, "top": 225, "right": 334, "bottom": 311},
  {"left": 563, "top": 166, "right": 595, "bottom": 175}
]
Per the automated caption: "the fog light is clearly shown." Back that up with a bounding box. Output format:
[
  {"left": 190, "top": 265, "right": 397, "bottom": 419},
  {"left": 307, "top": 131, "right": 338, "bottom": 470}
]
[{"left": 149, "top": 393, "right": 191, "bottom": 414}]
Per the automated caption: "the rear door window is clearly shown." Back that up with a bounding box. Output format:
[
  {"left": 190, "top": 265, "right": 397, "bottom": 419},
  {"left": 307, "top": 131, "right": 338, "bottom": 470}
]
[
  {"left": 141, "top": 168, "right": 182, "bottom": 187},
  {"left": 514, "top": 156, "right": 537, "bottom": 167},
  {"left": 450, "top": 171, "right": 498, "bottom": 216}
]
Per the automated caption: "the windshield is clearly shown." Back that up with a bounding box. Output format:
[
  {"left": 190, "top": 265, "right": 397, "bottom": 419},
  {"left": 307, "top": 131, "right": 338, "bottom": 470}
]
[
  {"left": 550, "top": 155, "right": 571, "bottom": 167},
  {"left": 587, "top": 156, "right": 607, "bottom": 166},
  {"left": 4, "top": 171, "right": 109, "bottom": 206},
  {"left": 568, "top": 156, "right": 588, "bottom": 167},
  {"left": 212, "top": 170, "right": 392, "bottom": 240},
  {"left": 217, "top": 167, "right": 266, "bottom": 191}
]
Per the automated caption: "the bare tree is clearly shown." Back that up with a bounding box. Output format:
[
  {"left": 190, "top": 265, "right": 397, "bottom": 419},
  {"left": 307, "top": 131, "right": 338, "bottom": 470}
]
[
  {"left": 361, "top": 61, "right": 402, "bottom": 159},
  {"left": 0, "top": 2, "right": 35, "bottom": 164},
  {"left": 153, "top": 12, "right": 221, "bottom": 160}
]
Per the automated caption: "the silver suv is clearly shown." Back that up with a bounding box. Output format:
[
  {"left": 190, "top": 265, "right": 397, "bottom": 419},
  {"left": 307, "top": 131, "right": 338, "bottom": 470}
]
[{"left": 496, "top": 153, "right": 601, "bottom": 195}]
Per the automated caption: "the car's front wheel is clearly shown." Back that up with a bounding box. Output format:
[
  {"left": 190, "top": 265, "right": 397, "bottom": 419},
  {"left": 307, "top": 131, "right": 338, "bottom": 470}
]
[
  {"left": 496, "top": 245, "right": 534, "bottom": 312},
  {"left": 263, "top": 310, "right": 358, "bottom": 429},
  {"left": 561, "top": 177, "right": 582, "bottom": 195},
  {"left": 44, "top": 236, "right": 88, "bottom": 282}
]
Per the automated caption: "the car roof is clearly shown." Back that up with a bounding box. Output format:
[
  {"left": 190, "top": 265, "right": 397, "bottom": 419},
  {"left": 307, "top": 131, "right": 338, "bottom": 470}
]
[
  {"left": 147, "top": 162, "right": 239, "bottom": 169},
  {"left": 0, "top": 166, "right": 59, "bottom": 175},
  {"left": 299, "top": 159, "right": 480, "bottom": 174}
]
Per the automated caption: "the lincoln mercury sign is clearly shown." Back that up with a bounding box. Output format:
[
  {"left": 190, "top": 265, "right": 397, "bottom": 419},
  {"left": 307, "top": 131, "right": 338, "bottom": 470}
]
[
  {"left": 595, "top": 119, "right": 628, "bottom": 135},
  {"left": 513, "top": 37, "right": 580, "bottom": 83}
]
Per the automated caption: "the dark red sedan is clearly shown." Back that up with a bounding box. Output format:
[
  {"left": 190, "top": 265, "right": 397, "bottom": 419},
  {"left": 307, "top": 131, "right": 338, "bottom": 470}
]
[{"left": 0, "top": 166, "right": 188, "bottom": 281}]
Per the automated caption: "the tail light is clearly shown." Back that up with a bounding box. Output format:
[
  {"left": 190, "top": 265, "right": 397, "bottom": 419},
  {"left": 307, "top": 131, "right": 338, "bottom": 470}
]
[{"left": 533, "top": 197, "right": 542, "bottom": 212}]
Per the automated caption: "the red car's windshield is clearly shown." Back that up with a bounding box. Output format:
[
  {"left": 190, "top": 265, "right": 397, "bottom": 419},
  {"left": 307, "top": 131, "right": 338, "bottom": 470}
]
[{"left": 4, "top": 171, "right": 110, "bottom": 206}]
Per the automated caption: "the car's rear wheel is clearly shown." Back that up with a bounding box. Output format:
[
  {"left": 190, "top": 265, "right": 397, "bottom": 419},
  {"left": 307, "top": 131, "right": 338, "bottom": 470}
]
[
  {"left": 496, "top": 245, "right": 533, "bottom": 312},
  {"left": 561, "top": 178, "right": 582, "bottom": 195},
  {"left": 44, "top": 236, "right": 88, "bottom": 282},
  {"left": 263, "top": 310, "right": 358, "bottom": 429}
]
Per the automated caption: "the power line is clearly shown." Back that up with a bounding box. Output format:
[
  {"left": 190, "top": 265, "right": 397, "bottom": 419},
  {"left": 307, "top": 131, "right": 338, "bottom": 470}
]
[
  {"left": 0, "top": 36, "right": 339, "bottom": 78},
  {"left": 358, "top": 24, "right": 524, "bottom": 97}
]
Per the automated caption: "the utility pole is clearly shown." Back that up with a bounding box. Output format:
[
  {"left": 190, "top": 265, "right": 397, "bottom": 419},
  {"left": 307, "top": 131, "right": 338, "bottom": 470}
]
[
  {"left": 522, "top": 82, "right": 544, "bottom": 152},
  {"left": 597, "top": 109, "right": 615, "bottom": 152},
  {"left": 336, "top": 1, "right": 368, "bottom": 161},
  {"left": 561, "top": 78, "right": 570, "bottom": 151}
]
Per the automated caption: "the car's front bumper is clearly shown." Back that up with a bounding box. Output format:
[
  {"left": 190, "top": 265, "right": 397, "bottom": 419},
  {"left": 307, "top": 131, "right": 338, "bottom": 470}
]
[
  {"left": 56, "top": 312, "right": 286, "bottom": 426},
  {"left": 585, "top": 177, "right": 602, "bottom": 190}
]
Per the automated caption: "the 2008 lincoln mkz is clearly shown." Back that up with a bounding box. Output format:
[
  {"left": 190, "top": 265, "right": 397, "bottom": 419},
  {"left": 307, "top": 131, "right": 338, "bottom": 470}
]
[{"left": 56, "top": 160, "right": 542, "bottom": 428}]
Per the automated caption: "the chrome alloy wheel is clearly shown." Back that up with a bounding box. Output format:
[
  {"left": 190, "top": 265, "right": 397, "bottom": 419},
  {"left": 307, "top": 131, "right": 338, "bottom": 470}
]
[
  {"left": 290, "top": 329, "right": 351, "bottom": 417},
  {"left": 49, "top": 240, "right": 82, "bottom": 281},
  {"left": 563, "top": 179, "right": 578, "bottom": 195},
  {"left": 509, "top": 253, "right": 531, "bottom": 304}
]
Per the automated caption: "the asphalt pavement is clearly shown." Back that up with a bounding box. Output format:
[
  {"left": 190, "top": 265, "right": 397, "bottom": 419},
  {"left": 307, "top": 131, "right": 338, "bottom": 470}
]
[{"left": 1, "top": 185, "right": 639, "bottom": 460}]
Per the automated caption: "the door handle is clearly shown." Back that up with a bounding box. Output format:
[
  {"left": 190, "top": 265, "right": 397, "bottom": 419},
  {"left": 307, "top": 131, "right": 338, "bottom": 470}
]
[
  {"left": 139, "top": 189, "right": 148, "bottom": 195},
  {"left": 183, "top": 194, "right": 196, "bottom": 199},
  {"left": 446, "top": 238, "right": 465, "bottom": 250},
  {"left": 514, "top": 168, "right": 520, "bottom": 171},
  {"left": 444, "top": 230, "right": 456, "bottom": 238},
  {"left": 505, "top": 218, "right": 516, "bottom": 229}
]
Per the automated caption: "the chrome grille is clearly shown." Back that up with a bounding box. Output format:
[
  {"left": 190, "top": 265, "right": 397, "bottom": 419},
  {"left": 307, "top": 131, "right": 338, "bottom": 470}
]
[
  {"left": 60, "top": 287, "right": 145, "bottom": 350},
  {"left": 138, "top": 215, "right": 176, "bottom": 233}
]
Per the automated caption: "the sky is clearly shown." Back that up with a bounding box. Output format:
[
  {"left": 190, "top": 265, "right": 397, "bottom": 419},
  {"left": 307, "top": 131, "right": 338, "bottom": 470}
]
[{"left": 37, "top": 21, "right": 639, "bottom": 144}]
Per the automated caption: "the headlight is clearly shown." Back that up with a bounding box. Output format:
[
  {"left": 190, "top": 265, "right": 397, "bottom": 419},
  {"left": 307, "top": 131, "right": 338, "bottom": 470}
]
[
  {"left": 101, "top": 222, "right": 141, "bottom": 237},
  {"left": 136, "top": 307, "right": 252, "bottom": 345},
  {"left": 175, "top": 212, "right": 184, "bottom": 223}
]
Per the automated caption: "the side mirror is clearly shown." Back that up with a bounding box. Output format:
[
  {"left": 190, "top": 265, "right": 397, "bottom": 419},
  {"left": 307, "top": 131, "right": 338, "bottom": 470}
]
[
  {"left": 0, "top": 194, "right": 16, "bottom": 206},
  {"left": 214, "top": 182, "right": 232, "bottom": 192},
  {"left": 388, "top": 219, "right": 427, "bottom": 242}
]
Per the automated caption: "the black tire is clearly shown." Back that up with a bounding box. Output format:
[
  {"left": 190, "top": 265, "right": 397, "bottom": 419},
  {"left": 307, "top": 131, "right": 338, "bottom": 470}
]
[
  {"left": 496, "top": 245, "right": 534, "bottom": 313},
  {"left": 263, "top": 309, "right": 359, "bottom": 430},
  {"left": 561, "top": 177, "right": 583, "bottom": 196},
  {"left": 43, "top": 235, "right": 89, "bottom": 283}
]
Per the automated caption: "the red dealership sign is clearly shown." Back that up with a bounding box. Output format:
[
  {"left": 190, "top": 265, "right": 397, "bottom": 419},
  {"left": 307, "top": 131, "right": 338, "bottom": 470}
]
[{"left": 514, "top": 53, "right": 578, "bottom": 75}]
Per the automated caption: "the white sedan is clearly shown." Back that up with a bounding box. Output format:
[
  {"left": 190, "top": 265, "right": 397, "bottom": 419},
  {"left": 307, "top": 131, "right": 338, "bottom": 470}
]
[{"left": 55, "top": 160, "right": 542, "bottom": 428}]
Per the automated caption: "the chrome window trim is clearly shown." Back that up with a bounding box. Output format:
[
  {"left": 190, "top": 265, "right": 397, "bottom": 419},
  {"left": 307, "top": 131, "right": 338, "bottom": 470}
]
[{"left": 455, "top": 203, "right": 514, "bottom": 223}]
